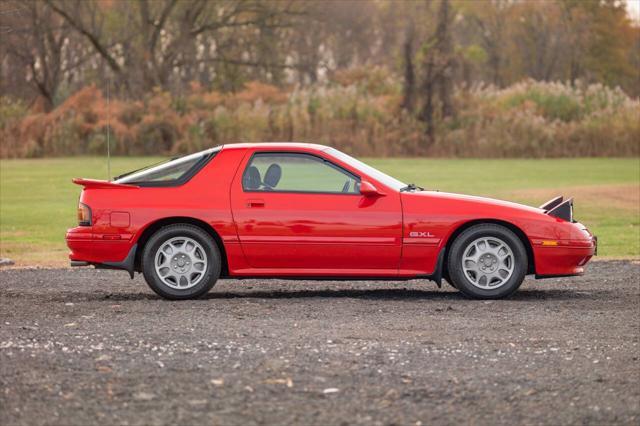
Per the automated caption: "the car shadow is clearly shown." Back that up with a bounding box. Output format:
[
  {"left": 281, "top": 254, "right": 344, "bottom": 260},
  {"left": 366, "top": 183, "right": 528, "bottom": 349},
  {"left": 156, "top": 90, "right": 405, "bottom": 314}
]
[
  {"left": 200, "top": 287, "right": 604, "bottom": 301},
  {"left": 73, "top": 287, "right": 603, "bottom": 303},
  {"left": 203, "top": 288, "right": 463, "bottom": 301}
]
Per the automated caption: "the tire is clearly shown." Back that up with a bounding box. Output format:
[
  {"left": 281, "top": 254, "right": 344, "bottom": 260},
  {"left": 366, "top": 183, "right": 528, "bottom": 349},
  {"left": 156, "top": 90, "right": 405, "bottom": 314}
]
[
  {"left": 447, "top": 224, "right": 527, "bottom": 299},
  {"left": 142, "top": 224, "right": 221, "bottom": 300}
]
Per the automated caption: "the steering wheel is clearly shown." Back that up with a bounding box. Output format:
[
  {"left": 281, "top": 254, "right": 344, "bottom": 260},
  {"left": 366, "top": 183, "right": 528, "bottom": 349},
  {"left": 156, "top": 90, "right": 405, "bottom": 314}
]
[{"left": 341, "top": 181, "right": 350, "bottom": 193}]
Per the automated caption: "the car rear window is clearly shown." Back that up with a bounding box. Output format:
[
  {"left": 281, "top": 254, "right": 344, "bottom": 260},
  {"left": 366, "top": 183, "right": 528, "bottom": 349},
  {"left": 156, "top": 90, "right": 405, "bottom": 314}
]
[{"left": 114, "top": 147, "right": 220, "bottom": 186}]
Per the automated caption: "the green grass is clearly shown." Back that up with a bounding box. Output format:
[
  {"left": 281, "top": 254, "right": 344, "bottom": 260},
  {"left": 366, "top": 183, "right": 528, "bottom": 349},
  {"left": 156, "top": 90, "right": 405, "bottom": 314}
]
[
  {"left": 371, "top": 158, "right": 639, "bottom": 193},
  {"left": 0, "top": 157, "right": 162, "bottom": 266},
  {"left": 1, "top": 157, "right": 638, "bottom": 265}
]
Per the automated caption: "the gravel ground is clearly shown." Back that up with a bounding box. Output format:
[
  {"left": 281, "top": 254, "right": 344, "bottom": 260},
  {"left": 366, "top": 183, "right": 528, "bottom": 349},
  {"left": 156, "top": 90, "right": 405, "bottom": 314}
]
[{"left": 1, "top": 260, "right": 639, "bottom": 426}]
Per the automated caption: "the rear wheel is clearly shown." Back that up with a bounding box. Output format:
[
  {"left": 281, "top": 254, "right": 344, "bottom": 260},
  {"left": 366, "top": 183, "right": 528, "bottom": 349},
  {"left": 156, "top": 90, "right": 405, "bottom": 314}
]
[
  {"left": 142, "top": 224, "right": 221, "bottom": 300},
  {"left": 447, "top": 224, "right": 527, "bottom": 299}
]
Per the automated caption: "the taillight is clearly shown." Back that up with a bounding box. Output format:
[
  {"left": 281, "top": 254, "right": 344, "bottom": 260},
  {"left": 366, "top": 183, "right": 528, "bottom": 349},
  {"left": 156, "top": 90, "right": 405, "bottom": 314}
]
[{"left": 77, "top": 203, "right": 92, "bottom": 226}]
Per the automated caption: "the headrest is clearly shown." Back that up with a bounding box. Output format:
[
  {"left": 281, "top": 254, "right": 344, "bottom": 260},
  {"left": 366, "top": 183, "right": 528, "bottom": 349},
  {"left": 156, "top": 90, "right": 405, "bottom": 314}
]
[{"left": 264, "top": 164, "right": 282, "bottom": 188}]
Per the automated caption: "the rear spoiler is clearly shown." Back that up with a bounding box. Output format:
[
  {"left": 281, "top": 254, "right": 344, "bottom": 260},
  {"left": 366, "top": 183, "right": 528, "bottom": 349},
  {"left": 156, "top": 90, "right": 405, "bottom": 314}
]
[
  {"left": 540, "top": 196, "right": 574, "bottom": 222},
  {"left": 72, "top": 178, "right": 139, "bottom": 189}
]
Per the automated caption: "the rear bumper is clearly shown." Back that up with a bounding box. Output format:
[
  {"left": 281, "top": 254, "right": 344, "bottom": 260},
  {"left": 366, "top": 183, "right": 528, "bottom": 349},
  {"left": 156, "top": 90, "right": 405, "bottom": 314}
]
[
  {"left": 66, "top": 227, "right": 137, "bottom": 277},
  {"left": 533, "top": 237, "right": 596, "bottom": 278}
]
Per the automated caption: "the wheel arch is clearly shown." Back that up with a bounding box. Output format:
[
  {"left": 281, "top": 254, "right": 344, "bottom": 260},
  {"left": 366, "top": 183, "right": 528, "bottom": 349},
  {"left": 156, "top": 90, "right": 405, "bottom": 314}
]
[
  {"left": 134, "top": 217, "right": 229, "bottom": 277},
  {"left": 441, "top": 219, "right": 535, "bottom": 279}
]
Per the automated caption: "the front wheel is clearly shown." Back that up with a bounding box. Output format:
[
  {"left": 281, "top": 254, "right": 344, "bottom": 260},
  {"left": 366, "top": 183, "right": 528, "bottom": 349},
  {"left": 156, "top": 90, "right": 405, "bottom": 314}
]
[
  {"left": 142, "top": 224, "right": 221, "bottom": 300},
  {"left": 447, "top": 224, "right": 527, "bottom": 299}
]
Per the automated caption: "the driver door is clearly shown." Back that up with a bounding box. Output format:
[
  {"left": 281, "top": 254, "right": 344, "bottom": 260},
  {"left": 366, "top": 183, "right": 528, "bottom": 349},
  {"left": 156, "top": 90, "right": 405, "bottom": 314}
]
[{"left": 230, "top": 150, "right": 402, "bottom": 273}]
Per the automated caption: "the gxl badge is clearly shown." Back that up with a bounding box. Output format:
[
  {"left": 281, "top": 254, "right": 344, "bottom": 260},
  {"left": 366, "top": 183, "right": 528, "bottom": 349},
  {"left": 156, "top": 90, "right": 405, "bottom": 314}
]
[{"left": 409, "top": 231, "right": 435, "bottom": 238}]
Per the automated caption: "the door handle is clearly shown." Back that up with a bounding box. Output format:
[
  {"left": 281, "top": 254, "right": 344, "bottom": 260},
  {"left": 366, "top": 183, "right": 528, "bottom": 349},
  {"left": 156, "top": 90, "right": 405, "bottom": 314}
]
[{"left": 246, "top": 199, "right": 265, "bottom": 208}]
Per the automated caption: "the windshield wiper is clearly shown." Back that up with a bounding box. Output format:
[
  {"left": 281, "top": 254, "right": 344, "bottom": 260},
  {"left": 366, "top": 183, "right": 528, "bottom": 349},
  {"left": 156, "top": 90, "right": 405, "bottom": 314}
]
[{"left": 400, "top": 183, "right": 424, "bottom": 192}]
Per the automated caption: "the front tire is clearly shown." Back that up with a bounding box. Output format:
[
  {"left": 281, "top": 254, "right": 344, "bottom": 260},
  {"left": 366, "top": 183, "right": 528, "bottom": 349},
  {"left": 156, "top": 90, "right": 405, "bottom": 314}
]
[
  {"left": 447, "top": 224, "right": 527, "bottom": 299},
  {"left": 142, "top": 224, "right": 221, "bottom": 300}
]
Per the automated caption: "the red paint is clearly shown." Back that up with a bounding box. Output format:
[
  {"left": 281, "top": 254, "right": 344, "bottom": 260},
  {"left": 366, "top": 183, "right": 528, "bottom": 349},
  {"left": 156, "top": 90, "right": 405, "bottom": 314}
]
[{"left": 66, "top": 143, "right": 595, "bottom": 280}]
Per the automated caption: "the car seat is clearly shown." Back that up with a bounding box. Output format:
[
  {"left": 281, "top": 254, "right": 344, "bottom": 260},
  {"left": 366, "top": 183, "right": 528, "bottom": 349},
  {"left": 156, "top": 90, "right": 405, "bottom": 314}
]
[{"left": 243, "top": 166, "right": 261, "bottom": 190}]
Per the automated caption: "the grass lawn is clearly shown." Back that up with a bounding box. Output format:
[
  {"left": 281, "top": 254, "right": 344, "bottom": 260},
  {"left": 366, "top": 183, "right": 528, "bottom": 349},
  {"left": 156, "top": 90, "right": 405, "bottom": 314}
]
[{"left": 1, "top": 156, "right": 638, "bottom": 266}]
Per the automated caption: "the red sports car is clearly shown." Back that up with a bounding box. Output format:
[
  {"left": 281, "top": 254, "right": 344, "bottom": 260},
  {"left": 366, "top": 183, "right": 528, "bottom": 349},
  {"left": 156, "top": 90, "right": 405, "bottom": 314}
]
[{"left": 66, "top": 143, "right": 596, "bottom": 300}]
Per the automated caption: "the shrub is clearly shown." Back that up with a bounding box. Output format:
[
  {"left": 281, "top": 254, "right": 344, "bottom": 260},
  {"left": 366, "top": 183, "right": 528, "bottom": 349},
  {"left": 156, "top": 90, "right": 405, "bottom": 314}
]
[{"left": 1, "top": 75, "right": 638, "bottom": 158}]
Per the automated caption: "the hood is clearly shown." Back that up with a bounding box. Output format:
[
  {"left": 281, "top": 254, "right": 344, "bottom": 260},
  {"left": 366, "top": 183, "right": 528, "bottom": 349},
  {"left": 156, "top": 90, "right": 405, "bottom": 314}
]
[{"left": 403, "top": 190, "right": 545, "bottom": 216}]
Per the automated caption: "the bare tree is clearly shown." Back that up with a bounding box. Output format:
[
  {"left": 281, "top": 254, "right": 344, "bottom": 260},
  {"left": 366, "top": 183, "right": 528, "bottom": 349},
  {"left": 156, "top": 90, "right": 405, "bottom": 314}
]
[
  {"left": 418, "top": 0, "right": 456, "bottom": 149},
  {"left": 434, "top": 0, "right": 455, "bottom": 119},
  {"left": 512, "top": 1, "right": 565, "bottom": 81},
  {"left": 1, "top": 1, "right": 75, "bottom": 110},
  {"left": 401, "top": 20, "right": 416, "bottom": 112},
  {"left": 2, "top": 0, "right": 638, "bottom": 103},
  {"left": 45, "top": 0, "right": 130, "bottom": 93},
  {"left": 46, "top": 0, "right": 303, "bottom": 95},
  {"left": 464, "top": 0, "right": 509, "bottom": 87}
]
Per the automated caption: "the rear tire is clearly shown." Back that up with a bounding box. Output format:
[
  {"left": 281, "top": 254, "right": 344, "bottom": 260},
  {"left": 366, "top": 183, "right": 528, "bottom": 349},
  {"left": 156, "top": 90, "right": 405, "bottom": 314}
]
[
  {"left": 447, "top": 224, "right": 527, "bottom": 299},
  {"left": 142, "top": 224, "right": 221, "bottom": 300}
]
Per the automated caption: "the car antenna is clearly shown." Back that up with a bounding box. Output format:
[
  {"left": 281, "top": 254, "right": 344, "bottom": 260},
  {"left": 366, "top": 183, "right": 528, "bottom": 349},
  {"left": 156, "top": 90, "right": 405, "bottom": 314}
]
[{"left": 106, "top": 74, "right": 111, "bottom": 181}]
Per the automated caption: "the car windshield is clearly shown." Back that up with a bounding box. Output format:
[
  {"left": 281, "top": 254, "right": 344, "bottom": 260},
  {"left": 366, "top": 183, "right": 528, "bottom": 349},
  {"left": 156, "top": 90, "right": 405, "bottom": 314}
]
[
  {"left": 325, "top": 148, "right": 406, "bottom": 191},
  {"left": 114, "top": 147, "right": 220, "bottom": 184}
]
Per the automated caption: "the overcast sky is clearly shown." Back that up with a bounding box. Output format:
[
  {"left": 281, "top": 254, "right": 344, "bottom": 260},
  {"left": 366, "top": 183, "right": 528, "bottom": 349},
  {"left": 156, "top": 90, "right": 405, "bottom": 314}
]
[{"left": 626, "top": 0, "right": 640, "bottom": 22}]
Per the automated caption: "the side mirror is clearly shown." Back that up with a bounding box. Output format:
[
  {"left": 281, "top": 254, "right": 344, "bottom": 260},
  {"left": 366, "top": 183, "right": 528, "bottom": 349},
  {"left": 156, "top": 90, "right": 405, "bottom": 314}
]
[{"left": 360, "top": 180, "right": 384, "bottom": 197}]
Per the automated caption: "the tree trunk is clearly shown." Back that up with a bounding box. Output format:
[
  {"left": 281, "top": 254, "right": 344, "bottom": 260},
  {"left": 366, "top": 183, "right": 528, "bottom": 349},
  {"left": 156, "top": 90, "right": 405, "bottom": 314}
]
[
  {"left": 419, "top": 58, "right": 435, "bottom": 149},
  {"left": 401, "top": 22, "right": 416, "bottom": 112},
  {"left": 435, "top": 0, "right": 454, "bottom": 119}
]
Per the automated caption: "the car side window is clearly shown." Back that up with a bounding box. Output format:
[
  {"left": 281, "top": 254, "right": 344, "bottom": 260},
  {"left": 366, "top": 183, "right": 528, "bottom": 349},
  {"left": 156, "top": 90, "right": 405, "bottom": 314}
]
[{"left": 242, "top": 153, "right": 360, "bottom": 194}]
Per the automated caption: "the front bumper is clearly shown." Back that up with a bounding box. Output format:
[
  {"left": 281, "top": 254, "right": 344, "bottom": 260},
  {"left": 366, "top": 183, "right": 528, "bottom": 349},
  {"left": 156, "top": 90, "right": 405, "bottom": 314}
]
[{"left": 533, "top": 236, "right": 596, "bottom": 278}]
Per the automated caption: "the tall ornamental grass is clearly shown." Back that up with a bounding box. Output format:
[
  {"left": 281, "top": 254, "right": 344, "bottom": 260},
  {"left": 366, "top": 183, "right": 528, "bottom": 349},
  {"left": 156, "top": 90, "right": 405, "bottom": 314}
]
[{"left": 1, "top": 72, "right": 638, "bottom": 158}]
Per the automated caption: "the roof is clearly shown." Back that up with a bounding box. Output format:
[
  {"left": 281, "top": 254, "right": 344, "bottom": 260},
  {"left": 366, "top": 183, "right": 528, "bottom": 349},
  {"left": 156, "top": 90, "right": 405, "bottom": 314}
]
[{"left": 220, "top": 142, "right": 330, "bottom": 152}]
